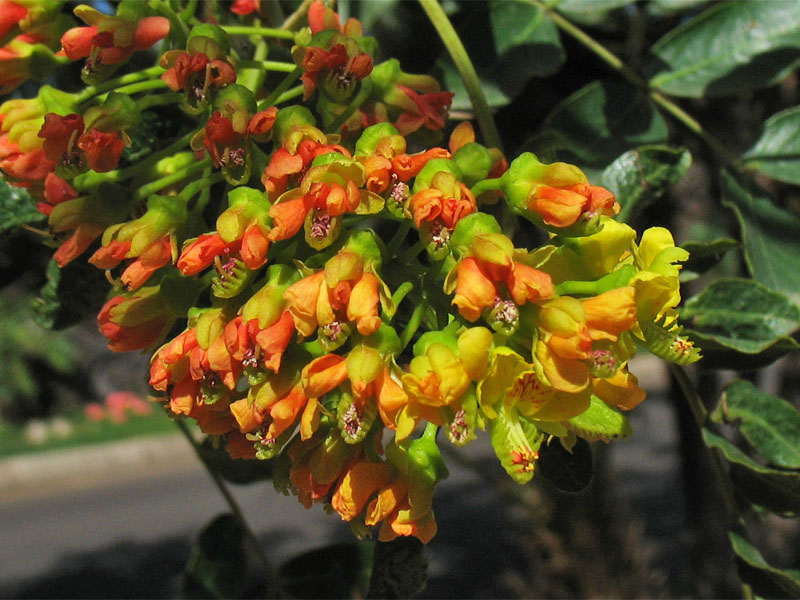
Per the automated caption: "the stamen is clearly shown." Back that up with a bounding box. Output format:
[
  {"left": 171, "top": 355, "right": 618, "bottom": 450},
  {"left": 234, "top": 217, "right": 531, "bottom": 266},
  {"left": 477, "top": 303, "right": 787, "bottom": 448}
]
[
  {"left": 390, "top": 181, "right": 409, "bottom": 204},
  {"left": 342, "top": 403, "right": 361, "bottom": 436},
  {"left": 589, "top": 349, "right": 617, "bottom": 378},
  {"left": 430, "top": 221, "right": 450, "bottom": 249},
  {"left": 309, "top": 210, "right": 332, "bottom": 240}
]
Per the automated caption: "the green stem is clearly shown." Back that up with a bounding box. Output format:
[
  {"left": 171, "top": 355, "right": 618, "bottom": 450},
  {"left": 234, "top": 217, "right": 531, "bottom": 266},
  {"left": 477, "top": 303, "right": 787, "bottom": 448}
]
[
  {"left": 191, "top": 166, "right": 215, "bottom": 213},
  {"left": 174, "top": 420, "right": 283, "bottom": 597},
  {"left": 389, "top": 281, "right": 414, "bottom": 311},
  {"left": 136, "top": 92, "right": 181, "bottom": 111},
  {"left": 418, "top": 0, "right": 503, "bottom": 152},
  {"left": 400, "top": 299, "right": 428, "bottom": 350},
  {"left": 136, "top": 158, "right": 213, "bottom": 200},
  {"left": 238, "top": 60, "right": 299, "bottom": 73},
  {"left": 470, "top": 177, "right": 503, "bottom": 199},
  {"left": 273, "top": 85, "right": 304, "bottom": 105},
  {"left": 97, "top": 79, "right": 167, "bottom": 102},
  {"left": 397, "top": 240, "right": 425, "bottom": 264},
  {"left": 178, "top": 0, "right": 198, "bottom": 21},
  {"left": 179, "top": 172, "right": 224, "bottom": 202},
  {"left": 385, "top": 220, "right": 411, "bottom": 260},
  {"left": 281, "top": 0, "right": 315, "bottom": 30},
  {"left": 76, "top": 66, "right": 166, "bottom": 105},
  {"left": 258, "top": 67, "right": 302, "bottom": 110},
  {"left": 221, "top": 25, "right": 295, "bottom": 40},
  {"left": 531, "top": 0, "right": 744, "bottom": 171},
  {"left": 238, "top": 22, "right": 271, "bottom": 94}
]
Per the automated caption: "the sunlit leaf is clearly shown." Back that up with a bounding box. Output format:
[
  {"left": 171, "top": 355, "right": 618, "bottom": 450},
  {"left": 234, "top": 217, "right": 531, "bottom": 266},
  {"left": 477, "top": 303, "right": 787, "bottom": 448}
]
[
  {"left": 702, "top": 429, "right": 800, "bottom": 516},
  {"left": 681, "top": 278, "right": 800, "bottom": 354},
  {"left": 715, "top": 379, "right": 800, "bottom": 469},
  {"left": 728, "top": 531, "right": 800, "bottom": 598},
  {"left": 601, "top": 145, "right": 691, "bottom": 223},
  {"left": 743, "top": 105, "right": 800, "bottom": 185},
  {"left": 720, "top": 171, "right": 800, "bottom": 306},
  {"left": 647, "top": 1, "right": 800, "bottom": 97},
  {"left": 565, "top": 395, "right": 632, "bottom": 442}
]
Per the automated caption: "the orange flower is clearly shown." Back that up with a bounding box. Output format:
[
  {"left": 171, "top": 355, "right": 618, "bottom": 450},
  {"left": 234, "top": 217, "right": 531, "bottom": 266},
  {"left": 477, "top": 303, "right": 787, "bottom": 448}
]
[
  {"left": 302, "top": 354, "right": 349, "bottom": 399},
  {"left": 98, "top": 294, "right": 171, "bottom": 352},
  {"left": 452, "top": 257, "right": 497, "bottom": 322},
  {"left": 283, "top": 248, "right": 383, "bottom": 345},
  {"left": 177, "top": 233, "right": 238, "bottom": 276},
  {"left": 60, "top": 6, "right": 169, "bottom": 82}
]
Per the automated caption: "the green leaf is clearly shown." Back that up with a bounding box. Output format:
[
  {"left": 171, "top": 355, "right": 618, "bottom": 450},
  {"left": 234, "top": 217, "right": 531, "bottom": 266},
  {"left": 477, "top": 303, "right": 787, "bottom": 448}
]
[
  {"left": 490, "top": 1, "right": 563, "bottom": 65},
  {"left": 182, "top": 514, "right": 255, "bottom": 599},
  {"left": 645, "top": 0, "right": 710, "bottom": 18},
  {"left": 743, "top": 105, "right": 800, "bottom": 185},
  {"left": 537, "top": 437, "right": 593, "bottom": 493},
  {"left": 539, "top": 80, "right": 669, "bottom": 168},
  {"left": 565, "top": 395, "right": 632, "bottom": 442},
  {"left": 439, "top": 58, "right": 511, "bottom": 112},
  {"left": 681, "top": 238, "right": 739, "bottom": 278},
  {"left": 721, "top": 171, "right": 800, "bottom": 306},
  {"left": 601, "top": 145, "right": 691, "bottom": 223},
  {"left": 555, "top": 0, "right": 635, "bottom": 25},
  {"left": 702, "top": 429, "right": 800, "bottom": 516},
  {"left": 440, "top": 1, "right": 564, "bottom": 112},
  {"left": 366, "top": 536, "right": 427, "bottom": 600},
  {"left": 280, "top": 542, "right": 373, "bottom": 599},
  {"left": 31, "top": 258, "right": 109, "bottom": 330},
  {"left": 682, "top": 330, "right": 796, "bottom": 371},
  {"left": 0, "top": 179, "right": 44, "bottom": 233},
  {"left": 647, "top": 2, "right": 800, "bottom": 97},
  {"left": 728, "top": 531, "right": 800, "bottom": 598},
  {"left": 681, "top": 278, "right": 800, "bottom": 354},
  {"left": 196, "top": 437, "right": 273, "bottom": 485},
  {"left": 715, "top": 379, "right": 800, "bottom": 469}
]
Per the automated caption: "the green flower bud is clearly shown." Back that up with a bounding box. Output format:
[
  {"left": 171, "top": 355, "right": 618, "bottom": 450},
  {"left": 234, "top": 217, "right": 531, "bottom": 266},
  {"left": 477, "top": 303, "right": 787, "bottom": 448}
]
[
  {"left": 449, "top": 212, "right": 502, "bottom": 257},
  {"left": 213, "top": 84, "right": 257, "bottom": 132},
  {"left": 412, "top": 330, "right": 458, "bottom": 358},
  {"left": 354, "top": 122, "right": 402, "bottom": 157},
  {"left": 412, "top": 158, "right": 462, "bottom": 194},
  {"left": 453, "top": 143, "right": 492, "bottom": 187},
  {"left": 273, "top": 105, "right": 317, "bottom": 145},
  {"left": 116, "top": 194, "right": 187, "bottom": 256},
  {"left": 187, "top": 24, "right": 231, "bottom": 58}
]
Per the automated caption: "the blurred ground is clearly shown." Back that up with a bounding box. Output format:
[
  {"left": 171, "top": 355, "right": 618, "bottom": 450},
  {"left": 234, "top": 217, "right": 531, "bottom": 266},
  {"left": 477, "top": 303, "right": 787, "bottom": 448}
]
[{"left": 0, "top": 354, "right": 745, "bottom": 599}]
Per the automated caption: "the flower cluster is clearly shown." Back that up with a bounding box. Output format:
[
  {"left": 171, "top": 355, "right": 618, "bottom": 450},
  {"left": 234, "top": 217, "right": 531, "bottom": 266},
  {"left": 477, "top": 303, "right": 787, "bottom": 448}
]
[{"left": 0, "top": 0, "right": 699, "bottom": 544}]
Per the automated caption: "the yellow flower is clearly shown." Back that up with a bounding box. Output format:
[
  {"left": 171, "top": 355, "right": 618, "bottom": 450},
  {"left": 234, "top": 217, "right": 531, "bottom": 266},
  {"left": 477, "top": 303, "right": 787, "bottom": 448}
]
[
  {"left": 632, "top": 227, "right": 689, "bottom": 322},
  {"left": 479, "top": 347, "right": 590, "bottom": 422}
]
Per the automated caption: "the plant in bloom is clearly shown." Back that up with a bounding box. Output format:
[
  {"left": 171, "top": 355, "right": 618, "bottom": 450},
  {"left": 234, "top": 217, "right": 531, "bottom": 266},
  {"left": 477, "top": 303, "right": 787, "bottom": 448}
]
[{"left": 0, "top": 0, "right": 701, "bottom": 552}]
